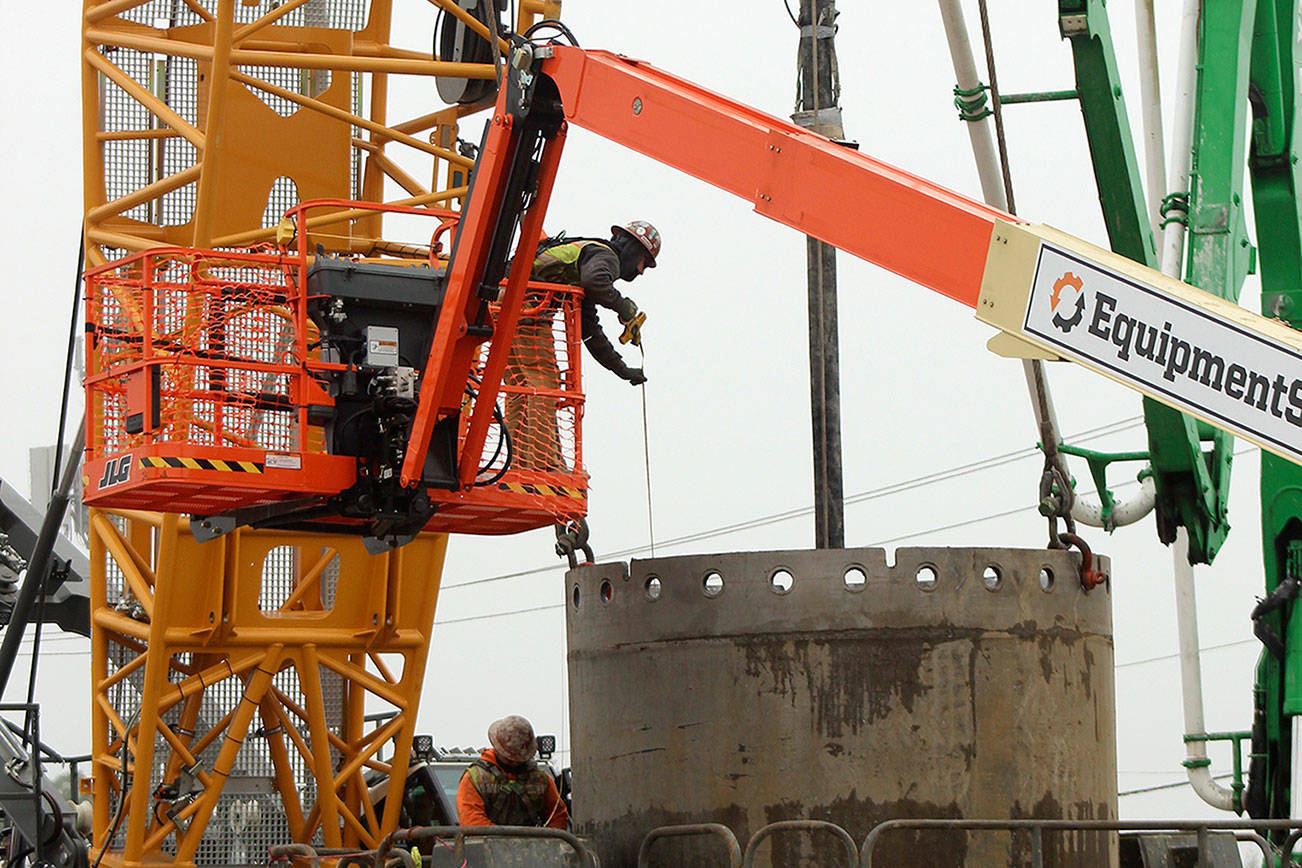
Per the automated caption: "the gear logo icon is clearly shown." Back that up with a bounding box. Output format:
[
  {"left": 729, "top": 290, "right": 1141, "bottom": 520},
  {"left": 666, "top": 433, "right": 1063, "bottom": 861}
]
[{"left": 1050, "top": 272, "right": 1086, "bottom": 333}]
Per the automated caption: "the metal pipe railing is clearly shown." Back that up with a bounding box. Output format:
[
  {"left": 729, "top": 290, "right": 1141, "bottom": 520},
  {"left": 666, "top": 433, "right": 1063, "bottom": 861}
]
[
  {"left": 638, "top": 823, "right": 741, "bottom": 868},
  {"left": 743, "top": 820, "right": 856, "bottom": 868},
  {"left": 376, "top": 824, "right": 590, "bottom": 867},
  {"left": 860, "top": 817, "right": 1302, "bottom": 867}
]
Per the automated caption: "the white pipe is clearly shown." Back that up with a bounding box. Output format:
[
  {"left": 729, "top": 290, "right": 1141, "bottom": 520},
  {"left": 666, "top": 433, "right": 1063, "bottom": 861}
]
[
  {"left": 1069, "top": 475, "right": 1157, "bottom": 528},
  {"left": 1165, "top": 0, "right": 1236, "bottom": 812},
  {"left": 1294, "top": 718, "right": 1302, "bottom": 818},
  {"left": 936, "top": 0, "right": 1007, "bottom": 210},
  {"left": 1172, "top": 529, "right": 1237, "bottom": 810},
  {"left": 1134, "top": 0, "right": 1167, "bottom": 240},
  {"left": 1159, "top": 0, "right": 1200, "bottom": 281},
  {"left": 938, "top": 0, "right": 1153, "bottom": 528}
]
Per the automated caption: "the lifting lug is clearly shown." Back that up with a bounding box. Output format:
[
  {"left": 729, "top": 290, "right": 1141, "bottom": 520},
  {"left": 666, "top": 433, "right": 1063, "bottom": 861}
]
[
  {"left": 1058, "top": 532, "right": 1108, "bottom": 591},
  {"left": 554, "top": 519, "right": 594, "bottom": 570}
]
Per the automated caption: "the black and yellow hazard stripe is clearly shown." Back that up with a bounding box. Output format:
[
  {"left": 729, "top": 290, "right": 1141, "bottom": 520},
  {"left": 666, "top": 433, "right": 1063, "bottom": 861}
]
[
  {"left": 498, "top": 481, "right": 586, "bottom": 500},
  {"left": 141, "top": 456, "right": 264, "bottom": 474}
]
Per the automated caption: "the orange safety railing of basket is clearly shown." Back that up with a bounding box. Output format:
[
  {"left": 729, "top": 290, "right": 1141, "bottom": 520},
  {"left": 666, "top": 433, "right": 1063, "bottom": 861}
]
[{"left": 84, "top": 201, "right": 588, "bottom": 535}]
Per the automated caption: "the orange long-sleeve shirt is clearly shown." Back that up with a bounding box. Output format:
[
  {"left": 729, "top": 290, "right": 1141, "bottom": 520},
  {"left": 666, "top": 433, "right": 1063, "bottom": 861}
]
[{"left": 455, "top": 748, "right": 569, "bottom": 829}]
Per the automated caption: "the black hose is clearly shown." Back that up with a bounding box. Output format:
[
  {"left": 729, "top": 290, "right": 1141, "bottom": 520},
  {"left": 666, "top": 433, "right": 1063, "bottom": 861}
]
[
  {"left": 1251, "top": 576, "right": 1298, "bottom": 660},
  {"left": 475, "top": 403, "right": 514, "bottom": 486},
  {"left": 0, "top": 417, "right": 84, "bottom": 699},
  {"left": 431, "top": 3, "right": 445, "bottom": 60},
  {"left": 335, "top": 407, "right": 377, "bottom": 442},
  {"left": 463, "top": 387, "right": 513, "bottom": 485},
  {"left": 91, "top": 722, "right": 131, "bottom": 868},
  {"left": 52, "top": 230, "right": 85, "bottom": 494},
  {"left": 21, "top": 581, "right": 47, "bottom": 751},
  {"left": 477, "top": 412, "right": 507, "bottom": 472},
  {"left": 522, "top": 19, "right": 579, "bottom": 46}
]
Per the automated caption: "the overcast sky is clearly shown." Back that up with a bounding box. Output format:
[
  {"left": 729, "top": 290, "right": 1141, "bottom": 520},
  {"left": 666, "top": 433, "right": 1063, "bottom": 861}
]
[{"left": 0, "top": 0, "right": 1273, "bottom": 832}]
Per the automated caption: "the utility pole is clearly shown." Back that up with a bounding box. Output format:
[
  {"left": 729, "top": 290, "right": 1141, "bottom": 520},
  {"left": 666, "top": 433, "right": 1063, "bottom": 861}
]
[{"left": 794, "top": 0, "right": 845, "bottom": 549}]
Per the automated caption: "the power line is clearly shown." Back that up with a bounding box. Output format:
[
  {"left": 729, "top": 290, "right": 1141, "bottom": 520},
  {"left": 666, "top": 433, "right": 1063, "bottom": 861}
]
[
  {"left": 433, "top": 469, "right": 1128, "bottom": 626},
  {"left": 436, "top": 602, "right": 563, "bottom": 626},
  {"left": 1119, "top": 773, "right": 1234, "bottom": 798},
  {"left": 432, "top": 499, "right": 1038, "bottom": 626},
  {"left": 441, "top": 416, "right": 1145, "bottom": 592},
  {"left": 14, "top": 633, "right": 83, "bottom": 644},
  {"left": 29, "top": 428, "right": 1261, "bottom": 646},
  {"left": 32, "top": 442, "right": 1253, "bottom": 640},
  {"left": 9, "top": 650, "right": 89, "bottom": 658},
  {"left": 867, "top": 501, "right": 1031, "bottom": 547},
  {"left": 435, "top": 441, "right": 1263, "bottom": 631},
  {"left": 844, "top": 416, "right": 1142, "bottom": 507},
  {"left": 1116, "top": 638, "right": 1256, "bottom": 670}
]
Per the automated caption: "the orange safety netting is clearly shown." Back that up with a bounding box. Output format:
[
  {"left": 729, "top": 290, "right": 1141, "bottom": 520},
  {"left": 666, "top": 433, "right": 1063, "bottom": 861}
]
[
  {"left": 85, "top": 248, "right": 302, "bottom": 460},
  {"left": 473, "top": 282, "right": 584, "bottom": 479}
]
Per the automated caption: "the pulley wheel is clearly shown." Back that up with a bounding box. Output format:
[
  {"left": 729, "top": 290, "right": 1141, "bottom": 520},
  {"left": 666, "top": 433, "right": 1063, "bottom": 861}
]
[{"left": 435, "top": 0, "right": 500, "bottom": 105}]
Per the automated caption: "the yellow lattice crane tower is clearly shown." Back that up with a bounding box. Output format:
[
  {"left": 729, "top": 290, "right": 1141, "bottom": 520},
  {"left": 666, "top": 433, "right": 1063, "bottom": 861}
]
[{"left": 78, "top": 3, "right": 560, "bottom": 865}]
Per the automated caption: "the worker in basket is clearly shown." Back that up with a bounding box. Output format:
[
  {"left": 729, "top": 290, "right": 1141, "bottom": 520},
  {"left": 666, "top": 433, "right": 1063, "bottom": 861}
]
[
  {"left": 456, "top": 715, "right": 569, "bottom": 828},
  {"left": 502, "top": 221, "right": 660, "bottom": 471}
]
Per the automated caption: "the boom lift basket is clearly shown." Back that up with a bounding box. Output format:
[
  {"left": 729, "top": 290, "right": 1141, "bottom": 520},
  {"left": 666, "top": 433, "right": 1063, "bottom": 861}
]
[{"left": 83, "top": 203, "right": 588, "bottom": 536}]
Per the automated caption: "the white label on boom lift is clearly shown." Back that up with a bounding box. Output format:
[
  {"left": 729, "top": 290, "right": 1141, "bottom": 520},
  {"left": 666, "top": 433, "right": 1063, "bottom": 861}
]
[{"left": 1023, "top": 243, "right": 1302, "bottom": 463}]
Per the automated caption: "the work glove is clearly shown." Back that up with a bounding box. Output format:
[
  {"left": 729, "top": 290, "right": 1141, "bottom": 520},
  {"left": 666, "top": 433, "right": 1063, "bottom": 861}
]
[{"left": 626, "top": 368, "right": 647, "bottom": 386}]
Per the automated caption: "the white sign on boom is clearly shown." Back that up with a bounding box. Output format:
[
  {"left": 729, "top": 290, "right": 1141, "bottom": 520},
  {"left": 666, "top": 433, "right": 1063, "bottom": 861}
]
[{"left": 976, "top": 221, "right": 1302, "bottom": 466}]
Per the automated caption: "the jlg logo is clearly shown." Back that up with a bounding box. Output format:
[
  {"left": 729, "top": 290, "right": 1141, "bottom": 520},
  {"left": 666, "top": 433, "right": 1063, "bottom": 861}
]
[{"left": 98, "top": 455, "right": 133, "bottom": 490}]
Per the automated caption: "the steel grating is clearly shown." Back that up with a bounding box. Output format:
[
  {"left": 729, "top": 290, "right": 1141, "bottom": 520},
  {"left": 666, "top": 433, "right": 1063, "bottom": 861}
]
[
  {"left": 100, "top": 538, "right": 345, "bottom": 864},
  {"left": 96, "top": 0, "right": 371, "bottom": 250}
]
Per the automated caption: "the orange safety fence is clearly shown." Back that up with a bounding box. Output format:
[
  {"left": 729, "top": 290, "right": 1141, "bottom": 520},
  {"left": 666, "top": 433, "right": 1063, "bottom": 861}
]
[
  {"left": 84, "top": 202, "right": 589, "bottom": 534},
  {"left": 85, "top": 247, "right": 302, "bottom": 459}
]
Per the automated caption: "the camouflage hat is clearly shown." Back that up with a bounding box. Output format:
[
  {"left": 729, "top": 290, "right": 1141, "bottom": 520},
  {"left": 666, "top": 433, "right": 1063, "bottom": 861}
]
[{"left": 487, "top": 715, "right": 537, "bottom": 765}]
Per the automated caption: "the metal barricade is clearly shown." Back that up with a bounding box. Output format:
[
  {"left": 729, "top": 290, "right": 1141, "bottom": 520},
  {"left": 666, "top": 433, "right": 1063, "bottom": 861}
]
[
  {"left": 378, "top": 824, "right": 592, "bottom": 867},
  {"left": 859, "top": 817, "right": 1302, "bottom": 867},
  {"left": 637, "top": 823, "right": 743, "bottom": 868},
  {"left": 743, "top": 820, "right": 857, "bottom": 868}
]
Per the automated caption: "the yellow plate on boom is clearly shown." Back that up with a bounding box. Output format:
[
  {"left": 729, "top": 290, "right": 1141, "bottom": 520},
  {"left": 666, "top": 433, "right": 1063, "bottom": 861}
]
[{"left": 978, "top": 220, "right": 1302, "bottom": 466}]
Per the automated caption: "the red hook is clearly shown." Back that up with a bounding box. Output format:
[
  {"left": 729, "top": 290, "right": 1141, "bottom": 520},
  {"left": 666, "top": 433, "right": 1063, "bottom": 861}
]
[{"left": 1059, "top": 532, "right": 1108, "bottom": 591}]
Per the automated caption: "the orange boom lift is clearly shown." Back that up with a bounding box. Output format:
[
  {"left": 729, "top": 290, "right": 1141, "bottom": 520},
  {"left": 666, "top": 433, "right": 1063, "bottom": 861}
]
[{"left": 90, "top": 44, "right": 1302, "bottom": 543}]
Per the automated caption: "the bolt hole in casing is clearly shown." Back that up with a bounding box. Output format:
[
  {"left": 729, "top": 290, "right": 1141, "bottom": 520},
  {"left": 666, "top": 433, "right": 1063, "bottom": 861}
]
[{"left": 565, "top": 547, "right": 1115, "bottom": 867}]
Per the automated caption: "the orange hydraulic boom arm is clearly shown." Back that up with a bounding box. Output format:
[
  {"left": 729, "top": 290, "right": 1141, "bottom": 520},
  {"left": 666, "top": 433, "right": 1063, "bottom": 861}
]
[
  {"left": 544, "top": 47, "right": 1015, "bottom": 307},
  {"left": 402, "top": 43, "right": 1302, "bottom": 488}
]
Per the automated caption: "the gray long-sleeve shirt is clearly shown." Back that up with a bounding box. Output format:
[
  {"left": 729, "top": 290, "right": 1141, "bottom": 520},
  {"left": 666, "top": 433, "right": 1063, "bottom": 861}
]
[{"left": 573, "top": 244, "right": 638, "bottom": 380}]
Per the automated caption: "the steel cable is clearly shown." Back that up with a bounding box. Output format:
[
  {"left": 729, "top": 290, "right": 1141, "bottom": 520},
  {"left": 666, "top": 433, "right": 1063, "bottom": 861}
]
[
  {"left": 975, "top": 0, "right": 1016, "bottom": 214},
  {"left": 639, "top": 346, "right": 655, "bottom": 557},
  {"left": 51, "top": 230, "right": 85, "bottom": 492}
]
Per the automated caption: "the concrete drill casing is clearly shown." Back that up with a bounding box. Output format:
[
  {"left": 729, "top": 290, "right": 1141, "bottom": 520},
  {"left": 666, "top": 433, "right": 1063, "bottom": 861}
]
[{"left": 565, "top": 547, "right": 1117, "bottom": 867}]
